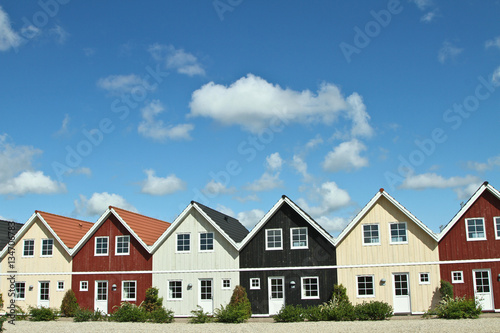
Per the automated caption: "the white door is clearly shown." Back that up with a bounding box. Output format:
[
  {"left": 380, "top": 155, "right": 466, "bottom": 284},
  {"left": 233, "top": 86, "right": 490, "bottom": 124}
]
[
  {"left": 199, "top": 279, "right": 213, "bottom": 314},
  {"left": 268, "top": 277, "right": 285, "bottom": 315},
  {"left": 38, "top": 281, "right": 50, "bottom": 307},
  {"left": 95, "top": 281, "right": 108, "bottom": 314},
  {"left": 393, "top": 273, "right": 411, "bottom": 313},
  {"left": 473, "top": 269, "right": 493, "bottom": 311}
]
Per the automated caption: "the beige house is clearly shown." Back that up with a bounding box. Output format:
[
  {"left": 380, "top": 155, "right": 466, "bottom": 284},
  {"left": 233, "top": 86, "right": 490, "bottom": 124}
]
[
  {"left": 335, "top": 189, "right": 440, "bottom": 314},
  {"left": 0, "top": 211, "right": 92, "bottom": 312}
]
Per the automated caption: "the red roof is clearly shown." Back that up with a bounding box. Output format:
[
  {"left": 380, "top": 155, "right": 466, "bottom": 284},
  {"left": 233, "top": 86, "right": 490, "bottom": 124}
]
[
  {"left": 110, "top": 206, "right": 171, "bottom": 246},
  {"left": 36, "top": 211, "right": 93, "bottom": 249}
]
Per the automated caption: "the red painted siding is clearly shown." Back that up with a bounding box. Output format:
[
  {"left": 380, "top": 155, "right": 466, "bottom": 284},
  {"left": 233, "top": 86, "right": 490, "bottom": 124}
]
[{"left": 72, "top": 214, "right": 153, "bottom": 313}]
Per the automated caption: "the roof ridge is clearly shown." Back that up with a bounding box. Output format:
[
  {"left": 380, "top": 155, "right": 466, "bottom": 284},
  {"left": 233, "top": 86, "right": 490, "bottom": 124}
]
[
  {"left": 110, "top": 206, "right": 170, "bottom": 225},
  {"left": 36, "top": 210, "right": 93, "bottom": 225}
]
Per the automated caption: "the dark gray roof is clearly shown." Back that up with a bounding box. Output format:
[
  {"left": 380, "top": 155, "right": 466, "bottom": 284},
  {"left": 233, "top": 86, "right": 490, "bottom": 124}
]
[
  {"left": 192, "top": 201, "right": 249, "bottom": 243},
  {"left": 0, "top": 220, "right": 23, "bottom": 251}
]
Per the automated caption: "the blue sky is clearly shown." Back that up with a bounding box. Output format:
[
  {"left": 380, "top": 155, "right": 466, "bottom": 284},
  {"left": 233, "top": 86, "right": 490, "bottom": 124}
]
[{"left": 1, "top": 0, "right": 499, "bottom": 236}]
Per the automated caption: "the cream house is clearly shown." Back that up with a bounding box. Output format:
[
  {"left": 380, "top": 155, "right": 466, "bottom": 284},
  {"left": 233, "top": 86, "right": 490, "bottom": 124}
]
[
  {"left": 335, "top": 189, "right": 440, "bottom": 314},
  {"left": 0, "top": 211, "right": 92, "bottom": 311}
]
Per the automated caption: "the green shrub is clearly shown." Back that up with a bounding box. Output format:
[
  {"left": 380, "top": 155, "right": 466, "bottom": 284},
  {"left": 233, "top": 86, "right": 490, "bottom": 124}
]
[
  {"left": 229, "top": 285, "right": 252, "bottom": 319},
  {"left": 73, "top": 308, "right": 106, "bottom": 322},
  {"left": 215, "top": 303, "right": 249, "bottom": 323},
  {"left": 273, "top": 304, "right": 306, "bottom": 322},
  {"left": 14, "top": 305, "right": 28, "bottom": 320},
  {"left": 354, "top": 301, "right": 393, "bottom": 321},
  {"left": 60, "top": 289, "right": 79, "bottom": 317},
  {"left": 141, "top": 287, "right": 163, "bottom": 313},
  {"left": 324, "top": 300, "right": 356, "bottom": 321},
  {"left": 439, "top": 280, "right": 454, "bottom": 299},
  {"left": 305, "top": 305, "right": 328, "bottom": 321},
  {"left": 28, "top": 306, "right": 59, "bottom": 321},
  {"left": 189, "top": 306, "right": 212, "bottom": 323},
  {"left": 148, "top": 307, "right": 174, "bottom": 323},
  {"left": 110, "top": 302, "right": 147, "bottom": 322},
  {"left": 0, "top": 315, "right": 6, "bottom": 333},
  {"left": 433, "top": 296, "right": 481, "bottom": 319},
  {"left": 332, "top": 284, "right": 349, "bottom": 303},
  {"left": 0, "top": 292, "right": 3, "bottom": 309}
]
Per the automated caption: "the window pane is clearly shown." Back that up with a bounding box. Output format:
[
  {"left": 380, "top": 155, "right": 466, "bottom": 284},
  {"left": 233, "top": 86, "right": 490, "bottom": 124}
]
[
  {"left": 169, "top": 281, "right": 182, "bottom": 299},
  {"left": 200, "top": 233, "right": 214, "bottom": 251},
  {"left": 363, "top": 225, "right": 379, "bottom": 244},
  {"left": 390, "top": 223, "right": 407, "bottom": 243},
  {"left": 292, "top": 228, "right": 308, "bottom": 248},
  {"left": 357, "top": 276, "right": 374, "bottom": 296},
  {"left": 177, "top": 234, "right": 190, "bottom": 251},
  {"left": 42, "top": 239, "right": 53, "bottom": 256},
  {"left": 24, "top": 240, "right": 34, "bottom": 256},
  {"left": 266, "top": 229, "right": 282, "bottom": 249},
  {"left": 116, "top": 236, "right": 130, "bottom": 254}
]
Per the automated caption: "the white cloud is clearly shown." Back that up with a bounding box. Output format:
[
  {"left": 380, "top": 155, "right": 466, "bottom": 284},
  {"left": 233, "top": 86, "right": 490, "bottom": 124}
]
[
  {"left": 454, "top": 182, "right": 482, "bottom": 201},
  {"left": 189, "top": 74, "right": 371, "bottom": 134},
  {"left": 0, "top": 6, "right": 22, "bottom": 51},
  {"left": 305, "top": 135, "right": 323, "bottom": 150},
  {"left": 485, "top": 36, "right": 500, "bottom": 50},
  {"left": 97, "top": 74, "right": 152, "bottom": 94},
  {"left": 74, "top": 192, "right": 137, "bottom": 217},
  {"left": 297, "top": 181, "right": 351, "bottom": 217},
  {"left": 266, "top": 153, "right": 282, "bottom": 171},
  {"left": 316, "top": 215, "right": 350, "bottom": 234},
  {"left": 420, "top": 9, "right": 437, "bottom": 23},
  {"left": 244, "top": 172, "right": 283, "bottom": 192},
  {"left": 138, "top": 100, "right": 194, "bottom": 141},
  {"left": 400, "top": 172, "right": 481, "bottom": 191},
  {"left": 201, "top": 180, "right": 236, "bottom": 196},
  {"left": 0, "top": 134, "right": 65, "bottom": 195},
  {"left": 148, "top": 43, "right": 205, "bottom": 76},
  {"left": 141, "top": 169, "right": 186, "bottom": 196},
  {"left": 322, "top": 139, "right": 369, "bottom": 172},
  {"left": 492, "top": 66, "right": 500, "bottom": 86},
  {"left": 411, "top": 0, "right": 433, "bottom": 11},
  {"left": 236, "top": 209, "right": 266, "bottom": 229},
  {"left": 292, "top": 155, "right": 311, "bottom": 181},
  {"left": 234, "top": 194, "right": 260, "bottom": 203},
  {"left": 64, "top": 167, "right": 92, "bottom": 177},
  {"left": 83, "top": 47, "right": 95, "bottom": 57},
  {"left": 347, "top": 93, "right": 373, "bottom": 138},
  {"left": 49, "top": 25, "right": 69, "bottom": 44},
  {"left": 54, "top": 114, "right": 70, "bottom": 136},
  {"left": 438, "top": 41, "right": 463, "bottom": 64},
  {"left": 465, "top": 155, "right": 500, "bottom": 172}
]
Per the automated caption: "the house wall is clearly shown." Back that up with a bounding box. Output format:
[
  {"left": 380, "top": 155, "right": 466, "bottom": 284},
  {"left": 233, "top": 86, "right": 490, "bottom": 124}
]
[
  {"left": 72, "top": 215, "right": 152, "bottom": 314},
  {"left": 239, "top": 203, "right": 337, "bottom": 315},
  {"left": 0, "top": 217, "right": 72, "bottom": 311},
  {"left": 152, "top": 209, "right": 240, "bottom": 316},
  {"left": 336, "top": 196, "right": 440, "bottom": 313}
]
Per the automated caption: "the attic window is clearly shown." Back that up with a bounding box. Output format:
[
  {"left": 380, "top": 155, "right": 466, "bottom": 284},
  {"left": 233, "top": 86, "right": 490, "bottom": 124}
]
[
  {"left": 115, "top": 235, "right": 130, "bottom": 255},
  {"left": 466, "top": 218, "right": 486, "bottom": 241},
  {"left": 41, "top": 239, "right": 54, "bottom": 257},
  {"left": 266, "top": 229, "right": 283, "bottom": 250},
  {"left": 291, "top": 227, "right": 308, "bottom": 249}
]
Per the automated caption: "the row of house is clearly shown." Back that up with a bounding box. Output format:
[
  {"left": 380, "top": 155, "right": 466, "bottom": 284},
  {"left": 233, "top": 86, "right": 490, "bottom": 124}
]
[{"left": 1, "top": 181, "right": 499, "bottom": 316}]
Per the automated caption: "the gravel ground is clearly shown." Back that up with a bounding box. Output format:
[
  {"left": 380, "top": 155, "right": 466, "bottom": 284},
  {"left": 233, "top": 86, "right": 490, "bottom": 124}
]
[{"left": 3, "top": 316, "right": 500, "bottom": 333}]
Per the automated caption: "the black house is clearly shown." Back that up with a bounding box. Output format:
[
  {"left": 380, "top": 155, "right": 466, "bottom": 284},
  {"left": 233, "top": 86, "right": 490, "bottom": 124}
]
[
  {"left": 239, "top": 195, "right": 337, "bottom": 315},
  {"left": 0, "top": 219, "right": 23, "bottom": 251}
]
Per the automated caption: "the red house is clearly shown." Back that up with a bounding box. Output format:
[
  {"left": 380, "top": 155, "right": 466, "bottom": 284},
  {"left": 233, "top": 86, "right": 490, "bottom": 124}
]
[
  {"left": 71, "top": 206, "right": 170, "bottom": 314},
  {"left": 438, "top": 181, "right": 500, "bottom": 312}
]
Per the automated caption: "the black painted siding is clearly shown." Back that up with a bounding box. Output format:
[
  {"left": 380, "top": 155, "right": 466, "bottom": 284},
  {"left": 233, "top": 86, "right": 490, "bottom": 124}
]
[
  {"left": 239, "top": 202, "right": 337, "bottom": 314},
  {"left": 0, "top": 220, "right": 22, "bottom": 251}
]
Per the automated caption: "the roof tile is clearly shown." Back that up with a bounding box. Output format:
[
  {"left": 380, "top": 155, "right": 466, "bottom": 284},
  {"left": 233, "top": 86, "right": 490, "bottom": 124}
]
[{"left": 36, "top": 211, "right": 93, "bottom": 249}]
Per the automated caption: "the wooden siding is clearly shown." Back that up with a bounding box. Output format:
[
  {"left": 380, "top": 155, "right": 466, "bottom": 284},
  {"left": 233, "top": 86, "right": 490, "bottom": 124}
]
[{"left": 152, "top": 209, "right": 240, "bottom": 316}]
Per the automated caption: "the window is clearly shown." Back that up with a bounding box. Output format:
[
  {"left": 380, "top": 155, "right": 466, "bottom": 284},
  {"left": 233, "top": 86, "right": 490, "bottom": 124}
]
[
  {"left": 250, "top": 278, "right": 260, "bottom": 290},
  {"left": 95, "top": 237, "right": 109, "bottom": 256},
  {"left": 41, "top": 239, "right": 54, "bottom": 256},
  {"left": 168, "top": 281, "right": 182, "bottom": 300},
  {"left": 23, "top": 239, "right": 34, "bottom": 257},
  {"left": 362, "top": 224, "right": 380, "bottom": 245},
  {"left": 200, "top": 232, "right": 214, "bottom": 251},
  {"left": 291, "top": 227, "right": 308, "bottom": 249},
  {"left": 115, "top": 235, "right": 130, "bottom": 255},
  {"left": 176, "top": 233, "right": 190, "bottom": 252},
  {"left": 452, "top": 271, "right": 464, "bottom": 283},
  {"left": 57, "top": 281, "right": 65, "bottom": 291},
  {"left": 390, "top": 222, "right": 407, "bottom": 244},
  {"left": 301, "top": 277, "right": 319, "bottom": 299},
  {"left": 265, "top": 229, "right": 283, "bottom": 250},
  {"left": 466, "top": 218, "right": 486, "bottom": 241},
  {"left": 357, "top": 275, "right": 375, "bottom": 297},
  {"left": 495, "top": 217, "right": 500, "bottom": 240},
  {"left": 80, "top": 281, "right": 88, "bottom": 291},
  {"left": 122, "top": 281, "right": 137, "bottom": 301},
  {"left": 14, "top": 282, "right": 25, "bottom": 300},
  {"left": 222, "top": 279, "right": 231, "bottom": 289},
  {"left": 419, "top": 273, "right": 430, "bottom": 285}
]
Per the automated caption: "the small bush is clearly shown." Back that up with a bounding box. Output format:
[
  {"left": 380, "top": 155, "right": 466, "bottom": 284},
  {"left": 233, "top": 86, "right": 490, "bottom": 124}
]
[
  {"left": 305, "top": 305, "right": 328, "bottom": 321},
  {"left": 73, "top": 308, "right": 106, "bottom": 322},
  {"left": 433, "top": 296, "right": 482, "bottom": 319},
  {"left": 189, "top": 306, "right": 212, "bottom": 323},
  {"left": 60, "top": 289, "right": 79, "bottom": 317},
  {"left": 141, "top": 287, "right": 163, "bottom": 313},
  {"left": 148, "top": 307, "right": 174, "bottom": 323},
  {"left": 14, "top": 305, "right": 28, "bottom": 320},
  {"left": 110, "top": 302, "right": 147, "bottom": 322},
  {"left": 325, "top": 300, "right": 356, "bottom": 321},
  {"left": 354, "top": 301, "right": 393, "bottom": 321},
  {"left": 332, "top": 284, "right": 349, "bottom": 303},
  {"left": 273, "top": 304, "right": 306, "bottom": 322},
  {"left": 229, "top": 285, "right": 252, "bottom": 319},
  {"left": 0, "top": 292, "right": 3, "bottom": 309},
  {"left": 215, "top": 303, "right": 249, "bottom": 323},
  {"left": 439, "top": 280, "right": 454, "bottom": 299},
  {"left": 29, "top": 306, "right": 59, "bottom": 321},
  {"left": 0, "top": 315, "right": 6, "bottom": 333}
]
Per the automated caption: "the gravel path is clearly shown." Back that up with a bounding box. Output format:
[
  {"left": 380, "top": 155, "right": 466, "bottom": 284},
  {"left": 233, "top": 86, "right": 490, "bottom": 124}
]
[{"left": 3, "top": 317, "right": 500, "bottom": 333}]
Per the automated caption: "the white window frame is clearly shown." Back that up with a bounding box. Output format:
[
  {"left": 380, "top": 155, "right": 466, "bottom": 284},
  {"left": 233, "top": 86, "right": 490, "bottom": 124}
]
[
  {"left": 167, "top": 280, "right": 183, "bottom": 300},
  {"left": 356, "top": 275, "right": 375, "bottom": 297},
  {"left": 57, "top": 280, "right": 65, "bottom": 291},
  {"left": 291, "top": 227, "right": 308, "bottom": 249},
  {"left": 22, "top": 239, "right": 35, "bottom": 257},
  {"left": 176, "top": 233, "right": 191, "bottom": 253},
  {"left": 389, "top": 222, "right": 408, "bottom": 244},
  {"left": 451, "top": 271, "right": 464, "bottom": 283},
  {"left": 301, "top": 276, "right": 319, "bottom": 300},
  {"left": 265, "top": 228, "right": 283, "bottom": 250},
  {"left": 80, "top": 281, "right": 88, "bottom": 291},
  {"left": 494, "top": 217, "right": 500, "bottom": 240},
  {"left": 222, "top": 278, "right": 231, "bottom": 290},
  {"left": 199, "top": 232, "right": 214, "bottom": 252},
  {"left": 115, "top": 235, "right": 130, "bottom": 255},
  {"left": 122, "top": 280, "right": 137, "bottom": 301},
  {"left": 419, "top": 272, "right": 430, "bottom": 285},
  {"left": 41, "top": 238, "right": 54, "bottom": 257},
  {"left": 465, "top": 218, "right": 486, "bottom": 241},
  {"left": 14, "top": 282, "right": 26, "bottom": 300},
  {"left": 250, "top": 278, "right": 260, "bottom": 290},
  {"left": 94, "top": 236, "right": 109, "bottom": 256},
  {"left": 362, "top": 224, "right": 380, "bottom": 246}
]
